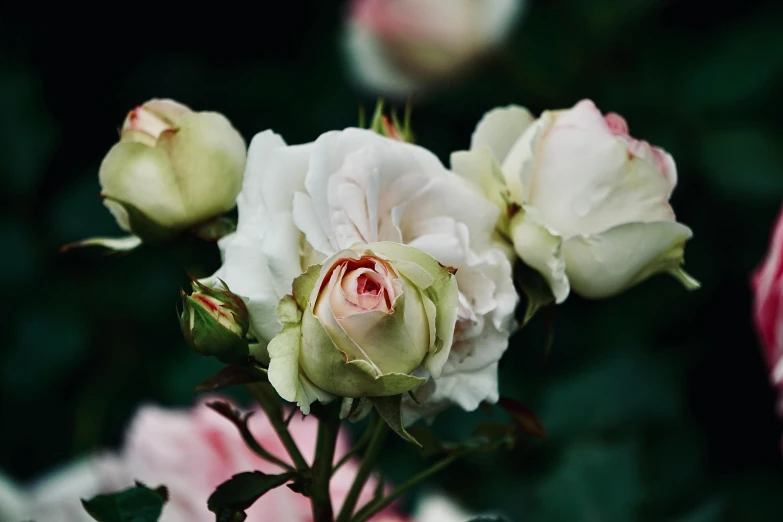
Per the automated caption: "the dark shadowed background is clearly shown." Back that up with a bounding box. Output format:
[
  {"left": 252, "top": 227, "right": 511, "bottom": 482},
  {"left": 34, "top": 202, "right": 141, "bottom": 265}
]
[{"left": 1, "top": 0, "right": 783, "bottom": 520}]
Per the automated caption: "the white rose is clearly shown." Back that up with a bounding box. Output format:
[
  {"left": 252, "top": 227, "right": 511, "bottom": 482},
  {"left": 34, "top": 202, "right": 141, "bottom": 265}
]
[
  {"left": 213, "top": 128, "right": 517, "bottom": 418},
  {"left": 344, "top": 0, "right": 523, "bottom": 95},
  {"left": 453, "top": 99, "right": 698, "bottom": 302}
]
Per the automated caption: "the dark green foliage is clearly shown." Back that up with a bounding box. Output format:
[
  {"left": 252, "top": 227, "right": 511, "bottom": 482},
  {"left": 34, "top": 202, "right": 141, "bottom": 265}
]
[
  {"left": 81, "top": 483, "right": 168, "bottom": 522},
  {"left": 207, "top": 471, "right": 294, "bottom": 522}
]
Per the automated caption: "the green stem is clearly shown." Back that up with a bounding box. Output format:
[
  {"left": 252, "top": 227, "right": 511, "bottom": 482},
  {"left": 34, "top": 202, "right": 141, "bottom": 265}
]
[
  {"left": 234, "top": 419, "right": 295, "bottom": 472},
  {"left": 311, "top": 405, "right": 341, "bottom": 522},
  {"left": 335, "top": 417, "right": 388, "bottom": 522},
  {"left": 352, "top": 453, "right": 460, "bottom": 522},
  {"left": 247, "top": 383, "right": 309, "bottom": 471},
  {"left": 332, "top": 415, "right": 375, "bottom": 475}
]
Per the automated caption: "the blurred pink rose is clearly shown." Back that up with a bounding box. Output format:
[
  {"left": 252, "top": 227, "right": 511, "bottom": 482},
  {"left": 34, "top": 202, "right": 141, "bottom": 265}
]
[
  {"left": 121, "top": 398, "right": 397, "bottom": 521},
  {"left": 752, "top": 207, "right": 783, "bottom": 396},
  {"left": 3, "top": 398, "right": 404, "bottom": 522}
]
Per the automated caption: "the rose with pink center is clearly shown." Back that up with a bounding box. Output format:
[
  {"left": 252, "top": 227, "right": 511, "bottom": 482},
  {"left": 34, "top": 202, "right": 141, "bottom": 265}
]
[{"left": 266, "top": 242, "right": 458, "bottom": 409}]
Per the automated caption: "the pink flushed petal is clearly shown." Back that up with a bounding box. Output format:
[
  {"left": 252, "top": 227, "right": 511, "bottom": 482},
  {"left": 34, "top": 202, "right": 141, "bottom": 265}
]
[
  {"left": 122, "top": 106, "right": 171, "bottom": 140},
  {"left": 341, "top": 267, "right": 387, "bottom": 311},
  {"left": 752, "top": 206, "right": 783, "bottom": 384},
  {"left": 352, "top": 0, "right": 406, "bottom": 36},
  {"left": 599, "top": 106, "right": 676, "bottom": 186},
  {"left": 351, "top": 0, "right": 460, "bottom": 44},
  {"left": 604, "top": 112, "right": 629, "bottom": 136}
]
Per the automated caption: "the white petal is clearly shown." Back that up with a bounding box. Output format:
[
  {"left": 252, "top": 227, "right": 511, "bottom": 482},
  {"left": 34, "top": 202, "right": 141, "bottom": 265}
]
[
  {"left": 240, "top": 130, "right": 286, "bottom": 211},
  {"left": 293, "top": 192, "right": 337, "bottom": 257},
  {"left": 470, "top": 105, "right": 535, "bottom": 164},
  {"left": 302, "top": 129, "right": 444, "bottom": 251},
  {"left": 262, "top": 212, "right": 303, "bottom": 298},
  {"left": 518, "top": 102, "right": 676, "bottom": 236},
  {"left": 450, "top": 146, "right": 509, "bottom": 216},
  {"left": 511, "top": 207, "right": 570, "bottom": 303},
  {"left": 501, "top": 116, "right": 547, "bottom": 204},
  {"left": 401, "top": 174, "right": 499, "bottom": 252},
  {"left": 562, "top": 220, "right": 694, "bottom": 298},
  {"left": 217, "top": 227, "right": 285, "bottom": 342}
]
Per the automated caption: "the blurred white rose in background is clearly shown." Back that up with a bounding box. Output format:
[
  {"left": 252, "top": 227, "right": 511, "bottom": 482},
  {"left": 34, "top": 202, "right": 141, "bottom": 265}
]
[{"left": 344, "top": 0, "right": 524, "bottom": 96}]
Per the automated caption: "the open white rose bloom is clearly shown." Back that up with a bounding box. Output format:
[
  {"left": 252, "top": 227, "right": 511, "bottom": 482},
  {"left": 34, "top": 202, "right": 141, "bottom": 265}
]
[
  {"left": 452, "top": 99, "right": 699, "bottom": 303},
  {"left": 211, "top": 128, "right": 517, "bottom": 421}
]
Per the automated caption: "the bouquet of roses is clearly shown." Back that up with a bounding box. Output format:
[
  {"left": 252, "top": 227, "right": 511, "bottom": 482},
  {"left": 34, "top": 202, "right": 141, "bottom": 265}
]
[{"left": 50, "top": 81, "right": 698, "bottom": 522}]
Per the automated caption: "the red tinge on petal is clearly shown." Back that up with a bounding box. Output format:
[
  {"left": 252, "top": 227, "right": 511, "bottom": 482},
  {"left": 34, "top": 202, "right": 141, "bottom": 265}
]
[{"left": 604, "top": 112, "right": 629, "bottom": 136}]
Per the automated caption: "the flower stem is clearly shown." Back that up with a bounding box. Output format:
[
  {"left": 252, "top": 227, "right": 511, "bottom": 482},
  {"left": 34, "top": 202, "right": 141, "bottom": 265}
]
[
  {"left": 335, "top": 416, "right": 388, "bottom": 522},
  {"left": 332, "top": 415, "right": 375, "bottom": 475},
  {"left": 311, "top": 404, "right": 341, "bottom": 522},
  {"left": 351, "top": 453, "right": 460, "bottom": 522},
  {"left": 247, "top": 383, "right": 309, "bottom": 471}
]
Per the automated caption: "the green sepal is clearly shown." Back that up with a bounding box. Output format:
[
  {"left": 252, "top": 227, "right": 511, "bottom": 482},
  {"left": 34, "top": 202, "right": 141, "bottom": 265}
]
[
  {"left": 190, "top": 215, "right": 237, "bottom": 242},
  {"left": 102, "top": 195, "right": 178, "bottom": 243},
  {"left": 515, "top": 261, "right": 555, "bottom": 327},
  {"left": 179, "top": 278, "right": 250, "bottom": 365},
  {"left": 293, "top": 264, "right": 321, "bottom": 311},
  {"left": 371, "top": 394, "right": 422, "bottom": 447},
  {"left": 180, "top": 293, "right": 250, "bottom": 365}
]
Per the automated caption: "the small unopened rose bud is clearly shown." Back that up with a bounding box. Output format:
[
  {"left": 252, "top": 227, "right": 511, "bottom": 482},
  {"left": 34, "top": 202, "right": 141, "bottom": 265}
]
[
  {"left": 367, "top": 99, "right": 414, "bottom": 143},
  {"left": 99, "top": 98, "right": 246, "bottom": 241},
  {"left": 179, "top": 278, "right": 250, "bottom": 364}
]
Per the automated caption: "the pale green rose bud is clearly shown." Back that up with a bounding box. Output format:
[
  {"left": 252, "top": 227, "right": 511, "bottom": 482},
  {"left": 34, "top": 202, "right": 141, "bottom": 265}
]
[
  {"left": 266, "top": 242, "right": 459, "bottom": 413},
  {"left": 179, "top": 278, "right": 250, "bottom": 364},
  {"left": 99, "top": 98, "right": 246, "bottom": 240}
]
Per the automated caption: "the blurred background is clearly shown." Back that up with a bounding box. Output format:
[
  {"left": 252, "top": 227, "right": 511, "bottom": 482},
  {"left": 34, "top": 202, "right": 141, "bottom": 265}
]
[{"left": 1, "top": 0, "right": 783, "bottom": 520}]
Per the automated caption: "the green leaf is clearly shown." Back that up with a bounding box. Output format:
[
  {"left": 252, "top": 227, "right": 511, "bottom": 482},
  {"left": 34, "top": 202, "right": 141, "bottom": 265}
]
[
  {"left": 371, "top": 395, "right": 422, "bottom": 447},
  {"left": 286, "top": 473, "right": 314, "bottom": 498},
  {"left": 81, "top": 483, "right": 168, "bottom": 522},
  {"left": 207, "top": 471, "right": 294, "bottom": 522}
]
